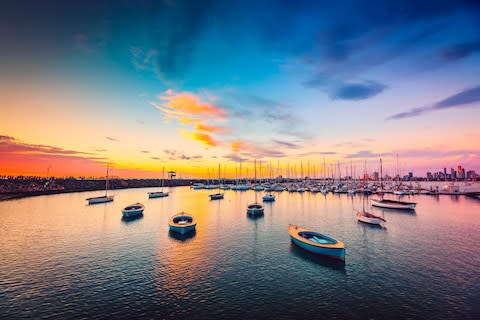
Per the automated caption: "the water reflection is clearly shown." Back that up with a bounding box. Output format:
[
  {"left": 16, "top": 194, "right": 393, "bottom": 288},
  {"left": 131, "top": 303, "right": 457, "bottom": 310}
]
[
  {"left": 289, "top": 243, "right": 346, "bottom": 272},
  {"left": 121, "top": 214, "right": 144, "bottom": 223}
]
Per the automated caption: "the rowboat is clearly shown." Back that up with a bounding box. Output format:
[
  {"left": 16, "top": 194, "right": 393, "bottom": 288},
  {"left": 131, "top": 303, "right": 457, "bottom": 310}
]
[
  {"left": 121, "top": 203, "right": 145, "bottom": 218},
  {"left": 209, "top": 193, "right": 224, "bottom": 200},
  {"left": 371, "top": 198, "right": 416, "bottom": 210},
  {"left": 168, "top": 213, "right": 196, "bottom": 234},
  {"left": 148, "top": 191, "right": 169, "bottom": 198},
  {"left": 356, "top": 211, "right": 386, "bottom": 225},
  {"left": 288, "top": 224, "right": 345, "bottom": 261},
  {"left": 247, "top": 203, "right": 264, "bottom": 216}
]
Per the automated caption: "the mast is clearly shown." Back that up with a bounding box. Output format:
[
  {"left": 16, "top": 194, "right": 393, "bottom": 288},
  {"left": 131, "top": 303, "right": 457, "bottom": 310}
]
[
  {"left": 162, "top": 166, "right": 165, "bottom": 191},
  {"left": 254, "top": 159, "right": 258, "bottom": 203},
  {"left": 105, "top": 163, "right": 109, "bottom": 196},
  {"left": 380, "top": 158, "right": 383, "bottom": 195}
]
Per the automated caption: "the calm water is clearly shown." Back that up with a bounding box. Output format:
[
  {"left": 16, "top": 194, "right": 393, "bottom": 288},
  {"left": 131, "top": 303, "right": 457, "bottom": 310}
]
[{"left": 1, "top": 187, "right": 479, "bottom": 319}]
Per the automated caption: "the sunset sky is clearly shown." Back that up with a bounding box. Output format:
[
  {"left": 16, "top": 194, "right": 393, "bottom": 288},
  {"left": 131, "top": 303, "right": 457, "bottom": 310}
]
[{"left": 1, "top": 0, "right": 480, "bottom": 178}]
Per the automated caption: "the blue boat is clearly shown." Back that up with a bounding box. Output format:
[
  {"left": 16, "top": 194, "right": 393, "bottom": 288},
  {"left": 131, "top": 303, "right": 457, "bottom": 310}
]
[
  {"left": 121, "top": 203, "right": 144, "bottom": 218},
  {"left": 288, "top": 224, "right": 345, "bottom": 261},
  {"left": 262, "top": 194, "right": 275, "bottom": 202},
  {"left": 168, "top": 213, "right": 196, "bottom": 234}
]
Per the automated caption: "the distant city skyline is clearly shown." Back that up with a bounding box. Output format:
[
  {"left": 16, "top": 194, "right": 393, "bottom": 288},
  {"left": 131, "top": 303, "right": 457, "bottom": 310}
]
[{"left": 1, "top": 1, "right": 479, "bottom": 178}]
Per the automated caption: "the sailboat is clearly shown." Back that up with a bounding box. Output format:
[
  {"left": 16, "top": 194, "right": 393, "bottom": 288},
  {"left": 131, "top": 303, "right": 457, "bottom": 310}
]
[
  {"left": 371, "top": 158, "right": 417, "bottom": 210},
  {"left": 247, "top": 159, "right": 264, "bottom": 216},
  {"left": 209, "top": 164, "right": 224, "bottom": 200},
  {"left": 86, "top": 163, "right": 114, "bottom": 204},
  {"left": 357, "top": 161, "right": 386, "bottom": 225},
  {"left": 148, "top": 167, "right": 169, "bottom": 198}
]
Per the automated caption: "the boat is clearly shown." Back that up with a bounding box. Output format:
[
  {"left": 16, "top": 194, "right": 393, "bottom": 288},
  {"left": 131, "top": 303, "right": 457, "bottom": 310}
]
[
  {"left": 86, "top": 163, "right": 114, "bottom": 204},
  {"left": 168, "top": 213, "right": 196, "bottom": 234},
  {"left": 371, "top": 198, "right": 417, "bottom": 210},
  {"left": 191, "top": 183, "right": 205, "bottom": 190},
  {"left": 262, "top": 193, "right": 275, "bottom": 202},
  {"left": 288, "top": 224, "right": 345, "bottom": 261},
  {"left": 247, "top": 159, "right": 264, "bottom": 217},
  {"left": 356, "top": 211, "right": 387, "bottom": 225},
  {"left": 121, "top": 203, "right": 145, "bottom": 218},
  {"left": 148, "top": 166, "right": 169, "bottom": 198},
  {"left": 356, "top": 161, "right": 387, "bottom": 225},
  {"left": 209, "top": 164, "right": 224, "bottom": 200}
]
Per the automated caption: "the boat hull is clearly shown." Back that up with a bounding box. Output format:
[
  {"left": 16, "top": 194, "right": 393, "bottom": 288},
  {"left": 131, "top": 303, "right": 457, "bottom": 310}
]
[
  {"left": 122, "top": 209, "right": 144, "bottom": 218},
  {"left": 290, "top": 236, "right": 345, "bottom": 260},
  {"left": 209, "top": 193, "right": 224, "bottom": 200},
  {"left": 87, "top": 195, "right": 114, "bottom": 205},
  {"left": 289, "top": 225, "right": 345, "bottom": 261},
  {"left": 356, "top": 214, "right": 383, "bottom": 225},
  {"left": 371, "top": 199, "right": 416, "bottom": 210},
  {"left": 169, "top": 224, "right": 196, "bottom": 234}
]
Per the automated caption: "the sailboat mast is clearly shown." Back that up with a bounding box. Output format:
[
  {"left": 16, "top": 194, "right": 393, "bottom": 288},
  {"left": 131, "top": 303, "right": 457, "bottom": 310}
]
[
  {"left": 254, "top": 159, "right": 257, "bottom": 203},
  {"left": 105, "top": 163, "right": 109, "bottom": 196}
]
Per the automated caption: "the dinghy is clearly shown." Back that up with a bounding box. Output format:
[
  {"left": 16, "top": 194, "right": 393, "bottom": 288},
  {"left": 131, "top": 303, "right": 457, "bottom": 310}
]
[
  {"left": 371, "top": 198, "right": 416, "bottom": 210},
  {"left": 121, "top": 203, "right": 145, "bottom": 218},
  {"left": 288, "top": 224, "right": 345, "bottom": 261},
  {"left": 168, "top": 213, "right": 196, "bottom": 234}
]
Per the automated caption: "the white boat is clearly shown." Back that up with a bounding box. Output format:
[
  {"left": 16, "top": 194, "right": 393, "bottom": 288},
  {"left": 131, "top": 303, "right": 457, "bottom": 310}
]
[
  {"left": 87, "top": 163, "right": 114, "bottom": 205},
  {"left": 122, "top": 203, "right": 145, "bottom": 218},
  {"left": 371, "top": 198, "right": 416, "bottom": 210},
  {"left": 168, "top": 213, "right": 196, "bottom": 234},
  {"left": 262, "top": 194, "right": 275, "bottom": 202},
  {"left": 191, "top": 183, "right": 205, "bottom": 190},
  {"left": 356, "top": 211, "right": 386, "bottom": 225},
  {"left": 148, "top": 167, "right": 169, "bottom": 198},
  {"left": 289, "top": 224, "right": 345, "bottom": 261},
  {"left": 209, "top": 164, "right": 225, "bottom": 200}
]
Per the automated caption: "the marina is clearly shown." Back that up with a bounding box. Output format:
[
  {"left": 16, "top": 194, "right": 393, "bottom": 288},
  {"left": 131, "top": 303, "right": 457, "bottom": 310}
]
[{"left": 1, "top": 186, "right": 479, "bottom": 319}]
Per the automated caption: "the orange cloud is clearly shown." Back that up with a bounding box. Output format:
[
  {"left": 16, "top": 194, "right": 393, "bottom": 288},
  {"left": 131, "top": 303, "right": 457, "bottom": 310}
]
[
  {"left": 159, "top": 91, "right": 226, "bottom": 118},
  {"left": 231, "top": 140, "right": 247, "bottom": 153},
  {"left": 194, "top": 123, "right": 227, "bottom": 133},
  {"left": 181, "top": 130, "right": 219, "bottom": 147}
]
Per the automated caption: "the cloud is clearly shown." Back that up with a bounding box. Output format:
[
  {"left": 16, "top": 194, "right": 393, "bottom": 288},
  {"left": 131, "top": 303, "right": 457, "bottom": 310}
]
[
  {"left": 163, "top": 149, "right": 203, "bottom": 160},
  {"left": 194, "top": 123, "right": 227, "bottom": 133},
  {"left": 105, "top": 136, "right": 119, "bottom": 142},
  {"left": 272, "top": 140, "right": 301, "bottom": 149},
  {"left": 0, "top": 135, "right": 94, "bottom": 156},
  {"left": 330, "top": 81, "right": 387, "bottom": 100},
  {"left": 94, "top": 148, "right": 107, "bottom": 152},
  {"left": 130, "top": 46, "right": 158, "bottom": 71},
  {"left": 140, "top": 150, "right": 150, "bottom": 154},
  {"left": 151, "top": 156, "right": 162, "bottom": 160},
  {"left": 230, "top": 140, "right": 285, "bottom": 158},
  {"left": 181, "top": 131, "right": 219, "bottom": 147},
  {"left": 388, "top": 85, "right": 480, "bottom": 120},
  {"left": 442, "top": 39, "right": 480, "bottom": 61}
]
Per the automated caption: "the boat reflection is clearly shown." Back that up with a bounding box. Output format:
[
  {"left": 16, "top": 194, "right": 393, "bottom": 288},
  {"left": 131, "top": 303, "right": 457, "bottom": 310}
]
[
  {"left": 289, "top": 243, "right": 346, "bottom": 272},
  {"left": 168, "top": 229, "right": 196, "bottom": 242},
  {"left": 121, "top": 214, "right": 144, "bottom": 224}
]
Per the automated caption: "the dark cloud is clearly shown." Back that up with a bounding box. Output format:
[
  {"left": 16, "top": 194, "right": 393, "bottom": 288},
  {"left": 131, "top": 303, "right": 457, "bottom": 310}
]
[
  {"left": 105, "top": 136, "right": 119, "bottom": 142},
  {"left": 94, "top": 148, "right": 107, "bottom": 152},
  {"left": 150, "top": 156, "right": 162, "bottom": 160},
  {"left": 330, "top": 81, "right": 387, "bottom": 100},
  {"left": 140, "top": 150, "right": 150, "bottom": 154},
  {"left": 388, "top": 85, "right": 480, "bottom": 120},
  {"left": 163, "top": 149, "right": 203, "bottom": 161},
  {"left": 442, "top": 39, "right": 480, "bottom": 61},
  {"left": 272, "top": 140, "right": 301, "bottom": 149}
]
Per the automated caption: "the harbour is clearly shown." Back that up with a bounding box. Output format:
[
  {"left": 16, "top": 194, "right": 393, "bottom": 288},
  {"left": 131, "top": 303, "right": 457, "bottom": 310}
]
[{"left": 1, "top": 186, "right": 479, "bottom": 319}]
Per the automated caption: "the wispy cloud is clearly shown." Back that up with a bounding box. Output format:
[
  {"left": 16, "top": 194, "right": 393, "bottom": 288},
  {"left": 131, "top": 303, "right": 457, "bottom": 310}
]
[
  {"left": 106, "top": 136, "right": 119, "bottom": 142},
  {"left": 194, "top": 123, "right": 227, "bottom": 133},
  {"left": 181, "top": 131, "right": 219, "bottom": 147},
  {"left": 130, "top": 46, "right": 158, "bottom": 71},
  {"left": 388, "top": 85, "right": 480, "bottom": 120},
  {"left": 163, "top": 149, "right": 203, "bottom": 160},
  {"left": 140, "top": 150, "right": 150, "bottom": 154},
  {"left": 272, "top": 140, "right": 301, "bottom": 149},
  {"left": 329, "top": 81, "right": 387, "bottom": 100},
  {"left": 442, "top": 39, "right": 480, "bottom": 61},
  {"left": 230, "top": 140, "right": 286, "bottom": 158}
]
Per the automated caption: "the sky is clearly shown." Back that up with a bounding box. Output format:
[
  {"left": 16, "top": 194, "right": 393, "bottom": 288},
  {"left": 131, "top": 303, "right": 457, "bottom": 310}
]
[{"left": 1, "top": 0, "right": 480, "bottom": 178}]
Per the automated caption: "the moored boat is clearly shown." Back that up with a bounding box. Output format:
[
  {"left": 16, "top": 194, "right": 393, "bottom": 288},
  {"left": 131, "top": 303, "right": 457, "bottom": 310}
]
[
  {"left": 168, "top": 213, "right": 196, "bottom": 234},
  {"left": 121, "top": 203, "right": 145, "bottom": 218},
  {"left": 247, "top": 203, "right": 264, "bottom": 216},
  {"left": 209, "top": 193, "right": 224, "bottom": 200},
  {"left": 288, "top": 224, "right": 345, "bottom": 261},
  {"left": 262, "top": 194, "right": 275, "bottom": 202},
  {"left": 148, "top": 167, "right": 169, "bottom": 198},
  {"left": 371, "top": 198, "right": 416, "bottom": 210},
  {"left": 356, "top": 211, "right": 386, "bottom": 225},
  {"left": 87, "top": 163, "right": 114, "bottom": 205}
]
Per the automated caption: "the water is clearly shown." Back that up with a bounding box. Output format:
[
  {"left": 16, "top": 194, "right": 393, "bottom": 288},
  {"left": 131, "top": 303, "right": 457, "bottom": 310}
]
[{"left": 1, "top": 187, "right": 479, "bottom": 319}]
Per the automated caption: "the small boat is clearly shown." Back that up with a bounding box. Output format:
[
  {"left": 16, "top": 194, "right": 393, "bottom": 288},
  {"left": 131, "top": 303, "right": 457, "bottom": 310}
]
[
  {"left": 87, "top": 164, "right": 114, "bottom": 204},
  {"left": 148, "top": 167, "right": 169, "bottom": 198},
  {"left": 168, "top": 213, "right": 196, "bottom": 234},
  {"left": 262, "top": 194, "right": 275, "bottom": 202},
  {"left": 209, "top": 164, "right": 225, "bottom": 200},
  {"left": 247, "top": 203, "right": 264, "bottom": 216},
  {"left": 247, "top": 160, "right": 264, "bottom": 216},
  {"left": 288, "top": 224, "right": 345, "bottom": 261},
  {"left": 209, "top": 193, "right": 224, "bottom": 200},
  {"left": 122, "top": 203, "right": 145, "bottom": 218},
  {"left": 356, "top": 211, "right": 386, "bottom": 225},
  {"left": 191, "top": 183, "right": 205, "bottom": 190},
  {"left": 371, "top": 198, "right": 416, "bottom": 210}
]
